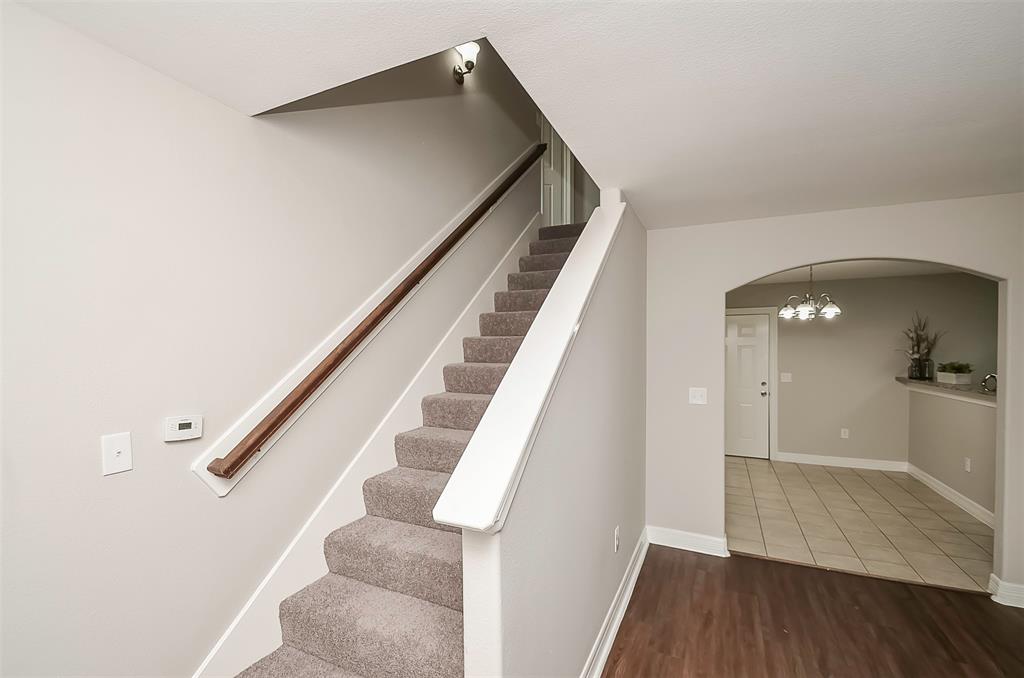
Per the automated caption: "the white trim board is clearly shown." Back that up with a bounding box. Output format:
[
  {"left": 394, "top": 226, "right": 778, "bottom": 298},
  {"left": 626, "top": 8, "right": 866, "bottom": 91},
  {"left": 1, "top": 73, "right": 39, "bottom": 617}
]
[
  {"left": 189, "top": 143, "right": 540, "bottom": 497},
  {"left": 192, "top": 211, "right": 542, "bottom": 678},
  {"left": 771, "top": 451, "right": 909, "bottom": 472},
  {"left": 580, "top": 529, "right": 650, "bottom": 678},
  {"left": 646, "top": 525, "right": 730, "bottom": 558},
  {"left": 907, "top": 463, "right": 994, "bottom": 527},
  {"left": 989, "top": 574, "right": 1024, "bottom": 609}
]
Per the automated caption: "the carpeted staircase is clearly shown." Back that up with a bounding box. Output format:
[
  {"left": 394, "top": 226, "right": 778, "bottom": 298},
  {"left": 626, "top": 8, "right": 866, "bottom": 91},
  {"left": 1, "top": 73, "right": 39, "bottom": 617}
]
[{"left": 238, "top": 221, "right": 586, "bottom": 678}]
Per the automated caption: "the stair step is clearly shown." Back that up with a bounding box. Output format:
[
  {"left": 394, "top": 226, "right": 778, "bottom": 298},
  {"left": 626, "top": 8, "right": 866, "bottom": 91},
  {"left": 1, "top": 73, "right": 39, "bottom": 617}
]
[
  {"left": 463, "top": 336, "right": 523, "bottom": 363},
  {"left": 325, "top": 515, "right": 462, "bottom": 611},
  {"left": 363, "top": 467, "right": 456, "bottom": 533},
  {"left": 479, "top": 311, "right": 536, "bottom": 336},
  {"left": 443, "top": 362, "right": 509, "bottom": 395},
  {"left": 519, "top": 252, "right": 570, "bottom": 272},
  {"left": 495, "top": 289, "right": 548, "bottom": 312},
  {"left": 422, "top": 392, "right": 491, "bottom": 431},
  {"left": 538, "top": 222, "right": 586, "bottom": 240},
  {"left": 396, "top": 426, "right": 471, "bottom": 474},
  {"left": 530, "top": 236, "right": 578, "bottom": 255},
  {"left": 239, "top": 646, "right": 361, "bottom": 678},
  {"left": 280, "top": 574, "right": 463, "bottom": 678},
  {"left": 508, "top": 269, "right": 559, "bottom": 291}
]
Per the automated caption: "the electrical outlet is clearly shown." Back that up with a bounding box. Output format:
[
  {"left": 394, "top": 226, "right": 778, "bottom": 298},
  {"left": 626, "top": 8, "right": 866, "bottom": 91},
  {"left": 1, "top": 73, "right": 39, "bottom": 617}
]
[
  {"left": 840, "top": 428, "right": 850, "bottom": 439},
  {"left": 688, "top": 387, "right": 708, "bottom": 405},
  {"left": 964, "top": 457, "right": 972, "bottom": 473},
  {"left": 780, "top": 372, "right": 793, "bottom": 383},
  {"left": 614, "top": 526, "right": 620, "bottom": 553}
]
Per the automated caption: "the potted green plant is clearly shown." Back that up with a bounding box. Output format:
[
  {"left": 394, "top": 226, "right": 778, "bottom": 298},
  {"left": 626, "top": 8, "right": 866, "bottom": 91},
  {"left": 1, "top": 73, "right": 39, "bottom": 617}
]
[
  {"left": 937, "top": 361, "right": 973, "bottom": 385},
  {"left": 903, "top": 313, "right": 944, "bottom": 380}
]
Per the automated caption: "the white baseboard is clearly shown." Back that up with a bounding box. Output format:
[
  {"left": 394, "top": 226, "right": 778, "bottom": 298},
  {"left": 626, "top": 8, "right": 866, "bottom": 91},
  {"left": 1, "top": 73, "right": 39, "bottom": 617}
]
[
  {"left": 989, "top": 573, "right": 1024, "bottom": 608},
  {"left": 580, "top": 530, "right": 650, "bottom": 678},
  {"left": 772, "top": 451, "right": 909, "bottom": 472},
  {"left": 192, "top": 209, "right": 541, "bottom": 678},
  {"left": 907, "top": 464, "right": 994, "bottom": 527},
  {"left": 646, "top": 525, "right": 730, "bottom": 558}
]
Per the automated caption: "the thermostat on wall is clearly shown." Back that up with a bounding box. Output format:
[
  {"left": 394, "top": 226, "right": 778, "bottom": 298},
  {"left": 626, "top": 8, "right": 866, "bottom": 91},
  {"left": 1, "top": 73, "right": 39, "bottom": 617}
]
[{"left": 164, "top": 415, "right": 203, "bottom": 442}]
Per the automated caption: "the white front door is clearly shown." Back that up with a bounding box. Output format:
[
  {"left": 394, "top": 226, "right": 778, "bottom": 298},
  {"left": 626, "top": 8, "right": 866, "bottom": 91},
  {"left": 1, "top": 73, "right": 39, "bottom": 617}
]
[
  {"left": 725, "top": 314, "right": 770, "bottom": 459},
  {"left": 540, "top": 116, "right": 573, "bottom": 227}
]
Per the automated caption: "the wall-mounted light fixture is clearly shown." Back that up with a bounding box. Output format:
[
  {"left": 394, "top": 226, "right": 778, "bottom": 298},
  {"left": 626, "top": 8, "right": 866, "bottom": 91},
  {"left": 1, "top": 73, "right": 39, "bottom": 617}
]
[{"left": 453, "top": 41, "right": 481, "bottom": 85}]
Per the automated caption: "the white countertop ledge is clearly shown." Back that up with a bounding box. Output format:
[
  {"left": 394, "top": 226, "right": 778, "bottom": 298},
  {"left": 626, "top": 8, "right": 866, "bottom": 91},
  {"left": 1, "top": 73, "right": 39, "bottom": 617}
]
[{"left": 894, "top": 376, "right": 997, "bottom": 408}]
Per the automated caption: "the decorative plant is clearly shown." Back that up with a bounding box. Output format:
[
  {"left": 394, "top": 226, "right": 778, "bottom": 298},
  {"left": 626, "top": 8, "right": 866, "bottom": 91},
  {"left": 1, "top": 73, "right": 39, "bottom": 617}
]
[
  {"left": 903, "top": 312, "right": 945, "bottom": 361},
  {"left": 937, "top": 361, "right": 972, "bottom": 374}
]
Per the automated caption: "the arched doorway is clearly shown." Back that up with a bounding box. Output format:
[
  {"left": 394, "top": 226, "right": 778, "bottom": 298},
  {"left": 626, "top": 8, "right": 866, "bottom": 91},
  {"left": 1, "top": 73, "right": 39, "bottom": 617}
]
[{"left": 724, "top": 258, "right": 1000, "bottom": 592}]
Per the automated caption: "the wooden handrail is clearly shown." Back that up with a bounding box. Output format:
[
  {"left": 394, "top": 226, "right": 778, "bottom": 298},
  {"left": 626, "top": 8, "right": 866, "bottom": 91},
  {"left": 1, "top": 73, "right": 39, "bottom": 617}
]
[{"left": 207, "top": 143, "right": 547, "bottom": 479}]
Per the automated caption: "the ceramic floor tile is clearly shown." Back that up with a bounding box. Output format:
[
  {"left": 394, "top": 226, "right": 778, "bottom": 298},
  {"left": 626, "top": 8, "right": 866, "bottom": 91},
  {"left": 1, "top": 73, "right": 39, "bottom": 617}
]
[
  {"left": 805, "top": 536, "right": 856, "bottom": 557},
  {"left": 863, "top": 559, "right": 923, "bottom": 582},
  {"left": 852, "top": 544, "right": 906, "bottom": 565},
  {"left": 949, "top": 520, "right": 994, "bottom": 537},
  {"left": 887, "top": 535, "right": 944, "bottom": 555},
  {"left": 726, "top": 524, "right": 763, "bottom": 542},
  {"left": 967, "top": 533, "right": 995, "bottom": 553},
  {"left": 766, "top": 544, "right": 815, "bottom": 564},
  {"left": 728, "top": 538, "right": 767, "bottom": 556},
  {"left": 951, "top": 557, "right": 993, "bottom": 579},
  {"left": 877, "top": 524, "right": 928, "bottom": 539},
  {"left": 921, "top": 528, "right": 973, "bottom": 546},
  {"left": 726, "top": 503, "right": 759, "bottom": 517},
  {"left": 901, "top": 551, "right": 961, "bottom": 573},
  {"left": 935, "top": 541, "right": 991, "bottom": 560},
  {"left": 799, "top": 522, "right": 845, "bottom": 539},
  {"left": 843, "top": 528, "right": 892, "bottom": 546},
  {"left": 760, "top": 520, "right": 804, "bottom": 538},
  {"left": 725, "top": 485, "right": 753, "bottom": 497},
  {"left": 755, "top": 497, "right": 792, "bottom": 511},
  {"left": 916, "top": 567, "right": 983, "bottom": 591},
  {"left": 763, "top": 531, "right": 809, "bottom": 549},
  {"left": 726, "top": 514, "right": 761, "bottom": 530},
  {"left": 757, "top": 507, "right": 797, "bottom": 523},
  {"left": 795, "top": 511, "right": 839, "bottom": 527},
  {"left": 813, "top": 552, "right": 866, "bottom": 573}
]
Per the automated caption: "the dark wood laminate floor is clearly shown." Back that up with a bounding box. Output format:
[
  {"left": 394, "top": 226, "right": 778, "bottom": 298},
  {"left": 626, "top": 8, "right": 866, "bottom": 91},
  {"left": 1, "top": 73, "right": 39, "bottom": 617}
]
[{"left": 603, "top": 545, "right": 1024, "bottom": 678}]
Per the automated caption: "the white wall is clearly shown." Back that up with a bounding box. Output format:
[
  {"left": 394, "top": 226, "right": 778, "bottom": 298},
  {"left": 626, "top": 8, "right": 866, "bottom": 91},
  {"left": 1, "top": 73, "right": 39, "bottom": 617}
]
[
  {"left": 727, "top": 273, "right": 998, "bottom": 462},
  {"left": 1, "top": 5, "right": 538, "bottom": 675},
  {"left": 470, "top": 204, "right": 646, "bottom": 676},
  {"left": 646, "top": 193, "right": 1024, "bottom": 589}
]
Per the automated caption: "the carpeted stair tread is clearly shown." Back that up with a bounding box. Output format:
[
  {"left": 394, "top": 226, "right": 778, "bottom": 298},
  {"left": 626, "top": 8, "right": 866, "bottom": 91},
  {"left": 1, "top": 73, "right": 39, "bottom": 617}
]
[
  {"left": 280, "top": 573, "right": 463, "bottom": 678},
  {"left": 462, "top": 335, "right": 523, "bottom": 363},
  {"left": 538, "top": 222, "right": 586, "bottom": 240},
  {"left": 530, "top": 236, "right": 578, "bottom": 255},
  {"left": 495, "top": 289, "right": 548, "bottom": 312},
  {"left": 479, "top": 310, "right": 537, "bottom": 336},
  {"left": 239, "top": 646, "right": 361, "bottom": 678},
  {"left": 363, "top": 466, "right": 457, "bottom": 533},
  {"left": 422, "top": 392, "right": 491, "bottom": 430},
  {"left": 325, "top": 515, "right": 462, "bottom": 611},
  {"left": 518, "top": 252, "right": 570, "bottom": 272},
  {"left": 395, "top": 426, "right": 472, "bottom": 473},
  {"left": 508, "top": 269, "right": 559, "bottom": 291},
  {"left": 442, "top": 361, "right": 509, "bottom": 394}
]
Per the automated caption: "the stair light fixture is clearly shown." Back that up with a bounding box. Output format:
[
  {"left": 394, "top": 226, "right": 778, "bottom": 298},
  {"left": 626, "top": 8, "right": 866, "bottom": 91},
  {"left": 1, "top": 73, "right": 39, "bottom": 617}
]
[
  {"left": 453, "top": 41, "right": 481, "bottom": 84},
  {"left": 777, "top": 265, "right": 842, "bottom": 321}
]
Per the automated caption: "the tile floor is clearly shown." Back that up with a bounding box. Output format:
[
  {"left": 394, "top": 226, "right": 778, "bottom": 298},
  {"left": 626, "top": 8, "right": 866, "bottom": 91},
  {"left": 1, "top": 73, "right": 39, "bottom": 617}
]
[{"left": 725, "top": 456, "right": 994, "bottom": 591}]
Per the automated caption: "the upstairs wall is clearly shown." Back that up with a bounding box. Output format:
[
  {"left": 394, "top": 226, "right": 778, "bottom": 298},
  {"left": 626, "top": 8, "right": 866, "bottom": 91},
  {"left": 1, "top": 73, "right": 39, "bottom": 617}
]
[{"left": 1, "top": 5, "right": 538, "bottom": 675}]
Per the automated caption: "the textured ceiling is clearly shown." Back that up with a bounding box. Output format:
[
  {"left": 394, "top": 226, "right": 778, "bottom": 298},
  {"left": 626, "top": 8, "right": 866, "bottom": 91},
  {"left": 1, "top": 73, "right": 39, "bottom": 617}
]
[{"left": 24, "top": 1, "right": 1024, "bottom": 229}]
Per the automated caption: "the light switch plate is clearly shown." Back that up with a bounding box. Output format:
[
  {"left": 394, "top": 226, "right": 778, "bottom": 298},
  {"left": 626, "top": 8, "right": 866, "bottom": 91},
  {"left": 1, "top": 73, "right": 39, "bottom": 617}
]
[
  {"left": 101, "top": 432, "right": 133, "bottom": 476},
  {"left": 688, "top": 387, "right": 708, "bottom": 405},
  {"left": 781, "top": 372, "right": 793, "bottom": 383},
  {"left": 840, "top": 428, "right": 850, "bottom": 439}
]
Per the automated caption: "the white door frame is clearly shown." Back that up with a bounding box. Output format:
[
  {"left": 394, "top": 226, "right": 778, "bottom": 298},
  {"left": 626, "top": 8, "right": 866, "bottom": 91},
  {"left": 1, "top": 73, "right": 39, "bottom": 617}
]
[
  {"left": 725, "top": 307, "right": 779, "bottom": 460},
  {"left": 539, "top": 115, "right": 574, "bottom": 226}
]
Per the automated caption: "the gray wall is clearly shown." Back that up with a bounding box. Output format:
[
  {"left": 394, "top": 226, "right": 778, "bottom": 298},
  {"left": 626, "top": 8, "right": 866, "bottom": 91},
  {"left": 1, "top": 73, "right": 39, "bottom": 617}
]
[
  {"left": 909, "top": 392, "right": 996, "bottom": 511},
  {"left": 2, "top": 5, "right": 537, "bottom": 675},
  {"left": 727, "top": 273, "right": 998, "bottom": 461},
  {"left": 572, "top": 158, "right": 600, "bottom": 223}
]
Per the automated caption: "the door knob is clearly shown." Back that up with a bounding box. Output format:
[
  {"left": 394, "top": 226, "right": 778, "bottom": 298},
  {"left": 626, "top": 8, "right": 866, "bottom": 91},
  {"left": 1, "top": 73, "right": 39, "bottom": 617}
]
[{"left": 760, "top": 390, "right": 768, "bottom": 397}]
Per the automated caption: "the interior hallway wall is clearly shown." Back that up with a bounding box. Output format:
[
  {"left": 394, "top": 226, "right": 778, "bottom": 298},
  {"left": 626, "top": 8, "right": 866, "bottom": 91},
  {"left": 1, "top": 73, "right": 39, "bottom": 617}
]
[
  {"left": 646, "top": 192, "right": 1024, "bottom": 591},
  {"left": 2, "top": 5, "right": 538, "bottom": 675},
  {"left": 727, "top": 273, "right": 998, "bottom": 462}
]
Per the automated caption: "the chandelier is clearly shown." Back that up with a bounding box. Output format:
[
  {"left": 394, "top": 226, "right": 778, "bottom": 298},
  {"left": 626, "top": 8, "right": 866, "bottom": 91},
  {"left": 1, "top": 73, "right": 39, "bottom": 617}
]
[{"left": 778, "top": 265, "right": 842, "bottom": 320}]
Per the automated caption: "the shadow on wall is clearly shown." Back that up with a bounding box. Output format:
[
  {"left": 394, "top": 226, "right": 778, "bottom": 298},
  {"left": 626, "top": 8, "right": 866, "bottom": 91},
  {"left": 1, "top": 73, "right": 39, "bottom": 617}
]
[{"left": 260, "top": 38, "right": 532, "bottom": 124}]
